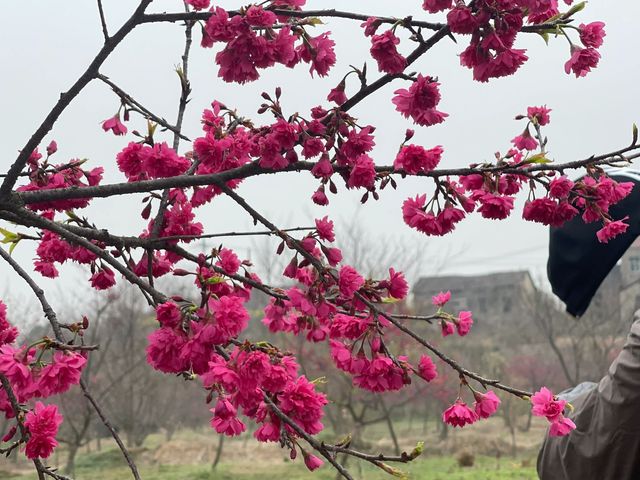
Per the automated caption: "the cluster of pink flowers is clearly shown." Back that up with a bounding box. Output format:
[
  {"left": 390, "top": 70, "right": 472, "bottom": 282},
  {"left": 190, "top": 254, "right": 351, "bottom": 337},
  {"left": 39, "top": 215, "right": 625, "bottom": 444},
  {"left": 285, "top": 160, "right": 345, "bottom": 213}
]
[
  {"left": 401, "top": 105, "right": 633, "bottom": 243},
  {"left": 531, "top": 387, "right": 576, "bottom": 436},
  {"left": 0, "top": 301, "right": 84, "bottom": 459},
  {"left": 116, "top": 142, "right": 190, "bottom": 181},
  {"left": 393, "top": 75, "right": 448, "bottom": 127},
  {"left": 23, "top": 402, "right": 63, "bottom": 459},
  {"left": 194, "top": 341, "right": 327, "bottom": 472},
  {"left": 432, "top": 291, "right": 474, "bottom": 337},
  {"left": 419, "top": 0, "right": 604, "bottom": 82},
  {"left": 146, "top": 293, "right": 250, "bottom": 375},
  {"left": 17, "top": 143, "right": 103, "bottom": 212},
  {"left": 199, "top": 4, "right": 334, "bottom": 84},
  {"left": 442, "top": 390, "right": 501, "bottom": 428},
  {"left": 33, "top": 229, "right": 99, "bottom": 280}
]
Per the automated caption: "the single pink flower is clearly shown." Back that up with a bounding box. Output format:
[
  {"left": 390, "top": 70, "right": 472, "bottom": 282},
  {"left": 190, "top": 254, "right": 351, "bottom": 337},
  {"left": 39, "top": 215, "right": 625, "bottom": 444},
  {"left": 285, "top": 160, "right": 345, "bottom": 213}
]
[
  {"left": 456, "top": 311, "right": 473, "bottom": 336},
  {"left": 596, "top": 218, "right": 629, "bottom": 243},
  {"left": 418, "top": 355, "right": 438, "bottom": 382},
  {"left": 564, "top": 46, "right": 600, "bottom": 78},
  {"left": 339, "top": 266, "right": 365, "bottom": 298},
  {"left": 441, "top": 320, "right": 455, "bottom": 337},
  {"left": 527, "top": 106, "right": 552, "bottom": 126},
  {"left": 101, "top": 115, "right": 127, "bottom": 136},
  {"left": 447, "top": 6, "right": 476, "bottom": 34},
  {"left": 473, "top": 390, "right": 501, "bottom": 419},
  {"left": 549, "top": 176, "right": 574, "bottom": 199},
  {"left": 512, "top": 128, "right": 538, "bottom": 151},
  {"left": 423, "top": 0, "right": 452, "bottom": 13},
  {"left": 531, "top": 387, "right": 566, "bottom": 422},
  {"left": 315, "top": 216, "right": 335, "bottom": 242},
  {"left": 432, "top": 291, "right": 451, "bottom": 308},
  {"left": 303, "top": 452, "right": 324, "bottom": 471},
  {"left": 186, "top": 0, "right": 210, "bottom": 10},
  {"left": 549, "top": 416, "right": 576, "bottom": 436},
  {"left": 90, "top": 267, "right": 116, "bottom": 290},
  {"left": 370, "top": 30, "right": 406, "bottom": 74},
  {"left": 24, "top": 402, "right": 62, "bottom": 459},
  {"left": 392, "top": 75, "right": 448, "bottom": 127},
  {"left": 579, "top": 22, "right": 606, "bottom": 48},
  {"left": 443, "top": 399, "right": 478, "bottom": 427}
]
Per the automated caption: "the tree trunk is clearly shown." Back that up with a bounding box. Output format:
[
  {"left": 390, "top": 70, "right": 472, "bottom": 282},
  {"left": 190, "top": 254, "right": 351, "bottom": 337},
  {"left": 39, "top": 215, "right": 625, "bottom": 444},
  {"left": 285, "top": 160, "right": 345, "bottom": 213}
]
[
  {"left": 212, "top": 435, "right": 225, "bottom": 470},
  {"left": 65, "top": 443, "right": 79, "bottom": 475},
  {"left": 380, "top": 399, "right": 400, "bottom": 455}
]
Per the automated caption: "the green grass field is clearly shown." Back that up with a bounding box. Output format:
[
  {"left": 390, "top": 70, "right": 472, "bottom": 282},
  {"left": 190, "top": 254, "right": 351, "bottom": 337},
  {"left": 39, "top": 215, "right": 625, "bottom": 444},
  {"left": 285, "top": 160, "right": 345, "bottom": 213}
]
[
  {"left": 0, "top": 417, "right": 545, "bottom": 480},
  {"left": 1, "top": 450, "right": 537, "bottom": 480}
]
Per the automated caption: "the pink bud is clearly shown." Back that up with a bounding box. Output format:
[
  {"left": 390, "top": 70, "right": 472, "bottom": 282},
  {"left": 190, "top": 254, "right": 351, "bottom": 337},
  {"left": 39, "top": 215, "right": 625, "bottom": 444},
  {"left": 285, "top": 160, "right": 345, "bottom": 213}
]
[
  {"left": 303, "top": 452, "right": 324, "bottom": 471},
  {"left": 46, "top": 141, "right": 58, "bottom": 156}
]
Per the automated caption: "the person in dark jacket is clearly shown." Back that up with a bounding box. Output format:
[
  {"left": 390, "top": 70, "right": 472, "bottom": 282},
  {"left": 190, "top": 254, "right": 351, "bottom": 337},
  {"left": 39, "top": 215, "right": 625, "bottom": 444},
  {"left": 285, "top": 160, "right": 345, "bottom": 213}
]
[{"left": 537, "top": 314, "right": 640, "bottom": 479}]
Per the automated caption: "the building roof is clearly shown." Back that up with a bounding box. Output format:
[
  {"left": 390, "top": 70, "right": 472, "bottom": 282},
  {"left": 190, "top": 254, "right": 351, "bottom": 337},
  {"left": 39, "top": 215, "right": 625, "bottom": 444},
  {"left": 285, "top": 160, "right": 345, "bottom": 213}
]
[{"left": 413, "top": 270, "right": 534, "bottom": 294}]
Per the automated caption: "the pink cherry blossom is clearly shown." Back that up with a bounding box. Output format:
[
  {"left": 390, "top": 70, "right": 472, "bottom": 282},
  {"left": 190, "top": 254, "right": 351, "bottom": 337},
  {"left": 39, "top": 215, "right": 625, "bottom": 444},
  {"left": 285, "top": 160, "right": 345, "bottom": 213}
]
[
  {"left": 315, "top": 216, "right": 335, "bottom": 242},
  {"left": 512, "top": 128, "right": 538, "bottom": 151},
  {"left": 90, "top": 267, "right": 116, "bottom": 290},
  {"left": 394, "top": 145, "right": 443, "bottom": 174},
  {"left": 418, "top": 355, "right": 438, "bottom": 382},
  {"left": 303, "top": 452, "right": 324, "bottom": 471},
  {"left": 565, "top": 46, "right": 600, "bottom": 77},
  {"left": 477, "top": 193, "right": 514, "bottom": 220},
  {"left": 423, "top": 0, "right": 452, "bottom": 13},
  {"left": 347, "top": 155, "right": 376, "bottom": 189},
  {"left": 441, "top": 320, "right": 455, "bottom": 337},
  {"left": 370, "top": 30, "right": 406, "bottom": 74},
  {"left": 432, "top": 291, "right": 451, "bottom": 308},
  {"left": 24, "top": 402, "right": 62, "bottom": 459},
  {"left": 0, "top": 301, "right": 18, "bottom": 346},
  {"left": 531, "top": 387, "right": 566, "bottom": 421},
  {"left": 186, "top": 0, "right": 209, "bottom": 10},
  {"left": 549, "top": 416, "right": 576, "bottom": 436},
  {"left": 527, "top": 105, "right": 552, "bottom": 126},
  {"left": 101, "top": 115, "right": 127, "bottom": 136},
  {"left": 549, "top": 176, "right": 574, "bottom": 198},
  {"left": 447, "top": 6, "right": 477, "bottom": 34},
  {"left": 456, "top": 311, "right": 473, "bottom": 336},
  {"left": 393, "top": 75, "right": 448, "bottom": 127},
  {"left": 338, "top": 266, "right": 365, "bottom": 298},
  {"left": 327, "top": 83, "right": 347, "bottom": 105},
  {"left": 579, "top": 22, "right": 606, "bottom": 48},
  {"left": 298, "top": 32, "right": 336, "bottom": 77},
  {"left": 473, "top": 390, "right": 501, "bottom": 419},
  {"left": 596, "top": 218, "right": 629, "bottom": 243},
  {"left": 210, "top": 398, "right": 246, "bottom": 436},
  {"left": 442, "top": 399, "right": 478, "bottom": 427},
  {"left": 37, "top": 352, "right": 86, "bottom": 397}
]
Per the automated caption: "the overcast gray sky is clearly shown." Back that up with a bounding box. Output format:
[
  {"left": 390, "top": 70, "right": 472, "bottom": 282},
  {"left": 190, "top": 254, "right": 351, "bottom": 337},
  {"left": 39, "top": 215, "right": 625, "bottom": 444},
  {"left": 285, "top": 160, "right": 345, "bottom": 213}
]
[{"left": 1, "top": 1, "right": 639, "bottom": 315}]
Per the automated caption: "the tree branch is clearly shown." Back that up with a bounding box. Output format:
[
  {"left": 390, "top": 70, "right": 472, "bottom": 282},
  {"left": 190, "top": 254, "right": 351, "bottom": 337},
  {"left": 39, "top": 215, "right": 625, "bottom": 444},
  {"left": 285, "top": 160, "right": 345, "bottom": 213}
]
[
  {"left": 14, "top": 147, "right": 640, "bottom": 206},
  {"left": 0, "top": 0, "right": 154, "bottom": 197},
  {"left": 96, "top": 0, "right": 109, "bottom": 42},
  {"left": 0, "top": 246, "right": 142, "bottom": 480}
]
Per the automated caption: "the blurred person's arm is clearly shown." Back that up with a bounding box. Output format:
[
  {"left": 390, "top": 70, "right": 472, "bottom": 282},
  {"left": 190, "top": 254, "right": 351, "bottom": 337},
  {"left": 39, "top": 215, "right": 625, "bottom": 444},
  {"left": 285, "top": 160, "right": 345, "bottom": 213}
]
[{"left": 537, "top": 315, "right": 640, "bottom": 480}]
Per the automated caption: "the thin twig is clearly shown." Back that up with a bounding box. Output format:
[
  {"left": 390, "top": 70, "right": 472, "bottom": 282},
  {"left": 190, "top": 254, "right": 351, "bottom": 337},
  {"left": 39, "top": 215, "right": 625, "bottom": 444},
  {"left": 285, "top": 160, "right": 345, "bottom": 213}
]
[
  {"left": 96, "top": 0, "right": 109, "bottom": 41},
  {"left": 213, "top": 180, "right": 533, "bottom": 398},
  {"left": 0, "top": 0, "right": 154, "bottom": 197},
  {"left": 96, "top": 74, "right": 190, "bottom": 141}
]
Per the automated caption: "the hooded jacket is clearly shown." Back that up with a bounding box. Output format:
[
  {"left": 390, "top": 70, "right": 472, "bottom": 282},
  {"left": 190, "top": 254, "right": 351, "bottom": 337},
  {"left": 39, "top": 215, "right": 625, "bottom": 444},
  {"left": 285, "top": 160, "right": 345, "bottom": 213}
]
[{"left": 537, "top": 315, "right": 640, "bottom": 479}]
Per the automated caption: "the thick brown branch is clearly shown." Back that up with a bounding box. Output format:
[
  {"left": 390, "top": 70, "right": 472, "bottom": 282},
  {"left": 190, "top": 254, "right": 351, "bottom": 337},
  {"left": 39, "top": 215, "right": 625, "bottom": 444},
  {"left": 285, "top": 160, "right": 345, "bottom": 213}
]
[
  {"left": 14, "top": 147, "right": 640, "bottom": 206},
  {"left": 140, "top": 9, "right": 443, "bottom": 31}
]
